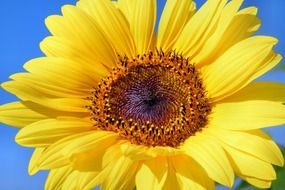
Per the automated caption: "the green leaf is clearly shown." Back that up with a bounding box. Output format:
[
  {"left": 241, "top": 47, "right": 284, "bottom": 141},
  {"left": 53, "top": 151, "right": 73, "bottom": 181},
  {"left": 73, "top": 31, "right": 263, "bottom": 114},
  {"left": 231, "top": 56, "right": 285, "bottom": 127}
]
[
  {"left": 272, "top": 63, "right": 285, "bottom": 71},
  {"left": 271, "top": 148, "right": 285, "bottom": 190}
]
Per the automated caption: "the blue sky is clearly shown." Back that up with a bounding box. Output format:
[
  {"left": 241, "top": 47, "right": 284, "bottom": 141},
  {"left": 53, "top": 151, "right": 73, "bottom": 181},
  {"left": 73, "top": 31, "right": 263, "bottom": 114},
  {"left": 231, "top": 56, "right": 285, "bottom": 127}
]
[{"left": 0, "top": 0, "right": 284, "bottom": 189}]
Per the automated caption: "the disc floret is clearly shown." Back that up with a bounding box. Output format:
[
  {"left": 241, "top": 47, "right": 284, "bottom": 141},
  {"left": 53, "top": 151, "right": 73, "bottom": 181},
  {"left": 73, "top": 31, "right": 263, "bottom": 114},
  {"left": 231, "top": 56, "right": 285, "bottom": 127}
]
[{"left": 88, "top": 50, "right": 211, "bottom": 147}]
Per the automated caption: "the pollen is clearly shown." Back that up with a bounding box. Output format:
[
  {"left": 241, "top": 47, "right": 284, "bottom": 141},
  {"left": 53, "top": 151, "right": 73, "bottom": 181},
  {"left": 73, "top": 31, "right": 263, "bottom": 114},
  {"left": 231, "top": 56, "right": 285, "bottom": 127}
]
[{"left": 88, "top": 50, "right": 211, "bottom": 147}]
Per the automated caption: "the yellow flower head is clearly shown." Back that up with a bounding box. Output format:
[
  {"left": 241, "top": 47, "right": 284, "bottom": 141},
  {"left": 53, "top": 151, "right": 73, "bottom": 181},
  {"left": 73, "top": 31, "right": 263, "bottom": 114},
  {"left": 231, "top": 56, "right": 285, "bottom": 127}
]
[{"left": 1, "top": 0, "right": 284, "bottom": 189}]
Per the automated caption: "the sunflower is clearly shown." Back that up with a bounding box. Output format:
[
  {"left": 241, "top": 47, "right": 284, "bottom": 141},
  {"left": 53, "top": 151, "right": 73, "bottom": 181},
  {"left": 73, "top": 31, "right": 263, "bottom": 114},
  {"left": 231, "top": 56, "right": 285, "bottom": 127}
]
[{"left": 1, "top": 0, "right": 284, "bottom": 189}]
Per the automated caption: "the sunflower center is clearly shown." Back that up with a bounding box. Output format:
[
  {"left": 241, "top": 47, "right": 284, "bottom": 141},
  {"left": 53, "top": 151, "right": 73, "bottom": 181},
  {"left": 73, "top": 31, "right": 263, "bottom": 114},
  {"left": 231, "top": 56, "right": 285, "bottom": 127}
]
[
  {"left": 109, "top": 65, "right": 189, "bottom": 126},
  {"left": 88, "top": 51, "right": 211, "bottom": 147}
]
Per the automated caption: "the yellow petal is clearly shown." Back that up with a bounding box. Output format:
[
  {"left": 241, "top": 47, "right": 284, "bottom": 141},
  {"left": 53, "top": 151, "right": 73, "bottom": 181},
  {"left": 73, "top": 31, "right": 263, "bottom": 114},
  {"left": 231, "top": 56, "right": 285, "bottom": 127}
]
[
  {"left": 28, "top": 148, "right": 45, "bottom": 175},
  {"left": 157, "top": 0, "right": 195, "bottom": 51},
  {"left": 101, "top": 156, "right": 138, "bottom": 190},
  {"left": 45, "top": 5, "right": 117, "bottom": 67},
  {"left": 61, "top": 171, "right": 79, "bottom": 190},
  {"left": 239, "top": 174, "right": 271, "bottom": 189},
  {"left": 39, "top": 131, "right": 118, "bottom": 170},
  {"left": 76, "top": 172, "right": 104, "bottom": 190},
  {"left": 239, "top": 6, "right": 258, "bottom": 14},
  {"left": 24, "top": 57, "right": 100, "bottom": 90},
  {"left": 171, "top": 155, "right": 214, "bottom": 190},
  {"left": 136, "top": 157, "right": 168, "bottom": 190},
  {"left": 194, "top": 0, "right": 243, "bottom": 65},
  {"left": 210, "top": 100, "right": 285, "bottom": 130},
  {"left": 40, "top": 36, "right": 110, "bottom": 76},
  {"left": 202, "top": 130, "right": 277, "bottom": 187},
  {"left": 224, "top": 145, "right": 276, "bottom": 180},
  {"left": 101, "top": 143, "right": 123, "bottom": 169},
  {"left": 174, "top": 0, "right": 227, "bottom": 59},
  {"left": 69, "top": 150, "right": 105, "bottom": 172},
  {"left": 62, "top": 131, "right": 118, "bottom": 156},
  {"left": 15, "top": 117, "right": 93, "bottom": 147},
  {"left": 120, "top": 140, "right": 182, "bottom": 161},
  {"left": 160, "top": 159, "right": 180, "bottom": 190},
  {"left": 201, "top": 6, "right": 260, "bottom": 66},
  {"left": 61, "top": 170, "right": 105, "bottom": 190},
  {"left": 201, "top": 36, "right": 281, "bottom": 101},
  {"left": 116, "top": 0, "right": 135, "bottom": 23},
  {"left": 77, "top": 0, "right": 136, "bottom": 57},
  {"left": 10, "top": 73, "right": 89, "bottom": 98},
  {"left": 45, "top": 166, "right": 73, "bottom": 190},
  {"left": 117, "top": 0, "right": 156, "bottom": 54},
  {"left": 44, "top": 15, "right": 70, "bottom": 38},
  {"left": 250, "top": 130, "right": 284, "bottom": 166},
  {"left": 0, "top": 102, "right": 48, "bottom": 128},
  {"left": 1, "top": 81, "right": 89, "bottom": 113},
  {"left": 71, "top": 139, "right": 121, "bottom": 172},
  {"left": 37, "top": 133, "right": 86, "bottom": 169},
  {"left": 182, "top": 133, "right": 234, "bottom": 187},
  {"left": 67, "top": 131, "right": 119, "bottom": 171},
  {"left": 195, "top": 1, "right": 261, "bottom": 67},
  {"left": 219, "top": 6, "right": 260, "bottom": 49},
  {"left": 222, "top": 82, "right": 285, "bottom": 103},
  {"left": 206, "top": 128, "right": 284, "bottom": 166},
  {"left": 136, "top": 164, "right": 159, "bottom": 190}
]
